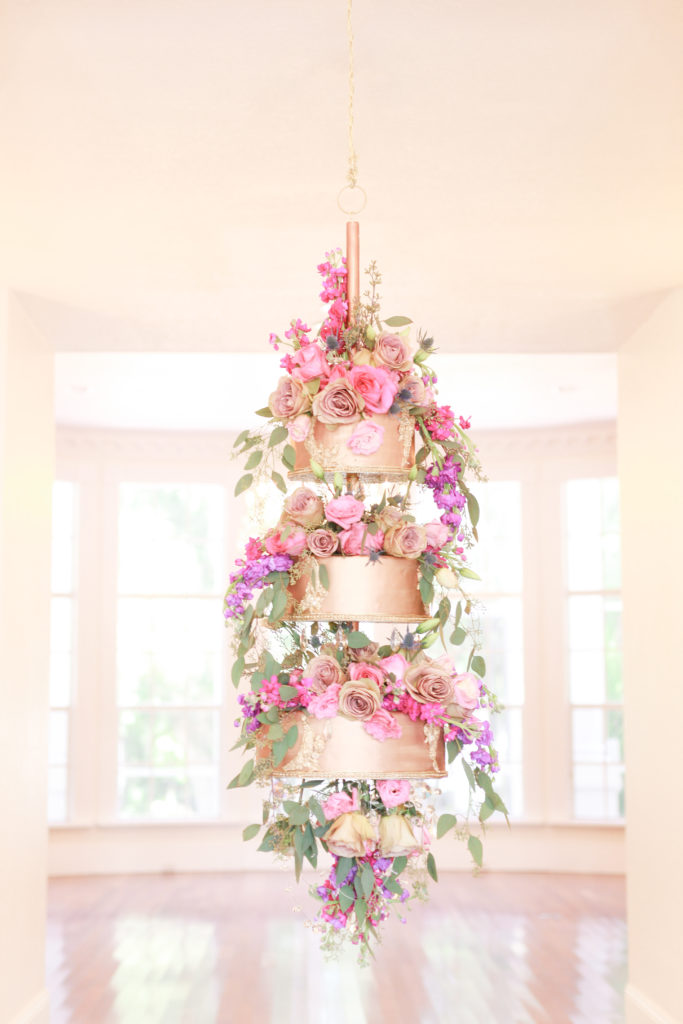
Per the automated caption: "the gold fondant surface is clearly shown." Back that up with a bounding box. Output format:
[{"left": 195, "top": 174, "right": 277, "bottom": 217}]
[
  {"left": 284, "top": 555, "right": 428, "bottom": 622},
  {"left": 289, "top": 412, "right": 415, "bottom": 479}
]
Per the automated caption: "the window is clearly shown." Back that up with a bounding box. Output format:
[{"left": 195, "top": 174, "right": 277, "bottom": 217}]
[
  {"left": 565, "top": 478, "right": 624, "bottom": 821},
  {"left": 116, "top": 484, "right": 225, "bottom": 820},
  {"left": 48, "top": 481, "right": 78, "bottom": 823}
]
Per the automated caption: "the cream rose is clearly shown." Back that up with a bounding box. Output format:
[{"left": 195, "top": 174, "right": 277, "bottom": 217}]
[
  {"left": 307, "top": 528, "right": 339, "bottom": 558},
  {"left": 268, "top": 376, "right": 311, "bottom": 420},
  {"left": 312, "top": 376, "right": 364, "bottom": 425},
  {"left": 383, "top": 523, "right": 428, "bottom": 559},
  {"left": 283, "top": 487, "right": 324, "bottom": 528},
  {"left": 404, "top": 654, "right": 456, "bottom": 705},
  {"left": 305, "top": 655, "right": 346, "bottom": 694},
  {"left": 338, "top": 678, "right": 382, "bottom": 721},
  {"left": 323, "top": 811, "right": 375, "bottom": 857},
  {"left": 378, "top": 814, "right": 420, "bottom": 856},
  {"left": 372, "top": 331, "right": 418, "bottom": 372},
  {"left": 377, "top": 505, "right": 404, "bottom": 532}
]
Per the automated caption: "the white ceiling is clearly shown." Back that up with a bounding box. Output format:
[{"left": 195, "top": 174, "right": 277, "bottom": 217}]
[
  {"left": 55, "top": 351, "right": 616, "bottom": 431},
  {"left": 1, "top": 0, "right": 682, "bottom": 357}
]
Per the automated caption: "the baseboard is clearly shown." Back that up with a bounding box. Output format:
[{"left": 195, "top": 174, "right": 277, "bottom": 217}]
[
  {"left": 9, "top": 990, "right": 49, "bottom": 1024},
  {"left": 625, "top": 984, "right": 680, "bottom": 1024}
]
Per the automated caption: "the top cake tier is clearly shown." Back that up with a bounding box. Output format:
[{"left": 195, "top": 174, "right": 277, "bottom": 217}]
[{"left": 288, "top": 411, "right": 416, "bottom": 481}]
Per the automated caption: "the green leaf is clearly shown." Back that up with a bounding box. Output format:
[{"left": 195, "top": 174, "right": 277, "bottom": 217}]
[
  {"left": 459, "top": 567, "right": 481, "bottom": 581},
  {"left": 318, "top": 562, "right": 329, "bottom": 589},
  {"left": 228, "top": 758, "right": 255, "bottom": 788},
  {"left": 476, "top": 770, "right": 495, "bottom": 802},
  {"left": 479, "top": 798, "right": 495, "bottom": 822},
  {"left": 455, "top": 601, "right": 463, "bottom": 627},
  {"left": 272, "top": 738, "right": 289, "bottom": 767},
  {"left": 360, "top": 863, "right": 375, "bottom": 897},
  {"left": 279, "top": 683, "right": 298, "bottom": 701},
  {"left": 450, "top": 626, "right": 467, "bottom": 645},
  {"left": 269, "top": 587, "right": 288, "bottom": 624},
  {"left": 446, "top": 739, "right": 462, "bottom": 764},
  {"left": 463, "top": 761, "right": 476, "bottom": 790},
  {"left": 255, "top": 587, "right": 272, "bottom": 616},
  {"left": 234, "top": 430, "right": 249, "bottom": 448},
  {"left": 305, "top": 378, "right": 321, "bottom": 396},
  {"left": 283, "top": 800, "right": 310, "bottom": 826},
  {"left": 436, "top": 813, "right": 457, "bottom": 839},
  {"left": 471, "top": 655, "right": 486, "bottom": 678},
  {"left": 242, "top": 823, "right": 260, "bottom": 842},
  {"left": 419, "top": 576, "right": 434, "bottom": 606},
  {"left": 245, "top": 449, "right": 263, "bottom": 470},
  {"left": 383, "top": 315, "right": 413, "bottom": 327},
  {"left": 468, "top": 834, "right": 483, "bottom": 867},
  {"left": 271, "top": 471, "right": 287, "bottom": 493},
  {"left": 467, "top": 492, "right": 480, "bottom": 528},
  {"left": 255, "top": 406, "right": 272, "bottom": 417},
  {"left": 307, "top": 796, "right": 326, "bottom": 825},
  {"left": 234, "top": 474, "right": 253, "bottom": 497},
  {"left": 231, "top": 657, "right": 245, "bottom": 687},
  {"left": 267, "top": 723, "right": 284, "bottom": 740},
  {"left": 339, "top": 886, "right": 355, "bottom": 912},
  {"left": 310, "top": 459, "right": 325, "bottom": 479},
  {"left": 347, "top": 630, "right": 371, "bottom": 649},
  {"left": 384, "top": 877, "right": 404, "bottom": 897},
  {"left": 263, "top": 652, "right": 282, "bottom": 678},
  {"left": 426, "top": 852, "right": 438, "bottom": 882},
  {"left": 391, "top": 855, "right": 408, "bottom": 876},
  {"left": 355, "top": 897, "right": 368, "bottom": 927},
  {"left": 335, "top": 856, "right": 355, "bottom": 886},
  {"left": 269, "top": 425, "right": 289, "bottom": 447},
  {"left": 282, "top": 444, "right": 296, "bottom": 470},
  {"left": 416, "top": 616, "right": 440, "bottom": 634}
]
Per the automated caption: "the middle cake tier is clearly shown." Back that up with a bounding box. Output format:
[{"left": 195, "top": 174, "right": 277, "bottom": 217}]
[{"left": 284, "top": 554, "right": 429, "bottom": 622}]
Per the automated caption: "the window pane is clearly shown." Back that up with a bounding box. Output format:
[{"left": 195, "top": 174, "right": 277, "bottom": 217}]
[
  {"left": 118, "top": 484, "right": 224, "bottom": 594},
  {"left": 47, "top": 766, "right": 68, "bottom": 823},
  {"left": 566, "top": 478, "right": 621, "bottom": 592},
  {"left": 48, "top": 710, "right": 69, "bottom": 765},
  {"left": 118, "top": 767, "right": 218, "bottom": 820},
  {"left": 568, "top": 596, "right": 622, "bottom": 705},
  {"left": 479, "top": 598, "right": 524, "bottom": 705},
  {"left": 469, "top": 481, "right": 523, "bottom": 593},
  {"left": 573, "top": 765, "right": 605, "bottom": 820}
]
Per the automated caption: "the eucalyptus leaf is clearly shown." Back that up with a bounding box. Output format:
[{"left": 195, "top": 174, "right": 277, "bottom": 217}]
[
  {"left": 245, "top": 449, "right": 263, "bottom": 470},
  {"left": 234, "top": 430, "right": 249, "bottom": 448},
  {"left": 436, "top": 813, "right": 457, "bottom": 839},
  {"left": 468, "top": 834, "right": 483, "bottom": 867},
  {"left": 450, "top": 626, "right": 466, "bottom": 645},
  {"left": 355, "top": 897, "right": 368, "bottom": 926},
  {"left": 271, "top": 471, "right": 287, "bottom": 493},
  {"left": 255, "top": 407, "right": 273, "bottom": 417},
  {"left": 479, "top": 799, "right": 495, "bottom": 822},
  {"left": 242, "top": 823, "right": 260, "bottom": 842},
  {"left": 360, "top": 863, "right": 375, "bottom": 898},
  {"left": 282, "top": 444, "right": 296, "bottom": 470},
  {"left": 383, "top": 315, "right": 413, "bottom": 327},
  {"left": 471, "top": 655, "right": 486, "bottom": 678},
  {"left": 339, "top": 887, "right": 355, "bottom": 912},
  {"left": 310, "top": 459, "right": 325, "bottom": 479},
  {"left": 279, "top": 683, "right": 298, "bottom": 701},
  {"left": 467, "top": 492, "right": 480, "bottom": 528},
  {"left": 347, "top": 630, "right": 371, "bottom": 649},
  {"left": 318, "top": 562, "right": 329, "bottom": 589},
  {"left": 234, "top": 474, "right": 253, "bottom": 497},
  {"left": 391, "top": 855, "right": 408, "bottom": 876},
  {"left": 231, "top": 657, "right": 245, "bottom": 687},
  {"left": 283, "top": 800, "right": 310, "bottom": 826},
  {"left": 426, "top": 852, "right": 438, "bottom": 882},
  {"left": 269, "top": 425, "right": 289, "bottom": 447},
  {"left": 335, "top": 856, "right": 355, "bottom": 887}
]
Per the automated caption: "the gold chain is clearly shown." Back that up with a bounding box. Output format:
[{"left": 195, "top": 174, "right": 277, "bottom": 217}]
[{"left": 346, "top": 0, "right": 358, "bottom": 189}]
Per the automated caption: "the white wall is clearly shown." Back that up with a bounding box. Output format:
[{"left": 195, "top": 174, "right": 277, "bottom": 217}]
[
  {"left": 0, "top": 293, "right": 53, "bottom": 1024},
  {"left": 620, "top": 289, "right": 683, "bottom": 1024}
]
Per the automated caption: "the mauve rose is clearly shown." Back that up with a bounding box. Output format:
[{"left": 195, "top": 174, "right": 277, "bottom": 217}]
[
  {"left": 377, "top": 505, "right": 404, "bottom": 532},
  {"left": 307, "top": 528, "right": 339, "bottom": 558},
  {"left": 404, "top": 654, "right": 456, "bottom": 705},
  {"left": 349, "top": 365, "right": 397, "bottom": 415},
  {"left": 264, "top": 525, "right": 307, "bottom": 557},
  {"left": 452, "top": 671, "right": 481, "bottom": 711},
  {"left": 378, "top": 652, "right": 409, "bottom": 682},
  {"left": 376, "top": 779, "right": 411, "bottom": 808},
  {"left": 349, "top": 661, "right": 385, "bottom": 689},
  {"left": 346, "top": 420, "right": 385, "bottom": 456},
  {"left": 348, "top": 640, "right": 380, "bottom": 662},
  {"left": 338, "top": 678, "right": 382, "bottom": 721},
  {"left": 324, "top": 494, "right": 365, "bottom": 529},
  {"left": 338, "top": 521, "right": 385, "bottom": 556},
  {"left": 287, "top": 414, "right": 311, "bottom": 443},
  {"left": 269, "top": 376, "right": 311, "bottom": 419},
  {"left": 307, "top": 682, "right": 341, "bottom": 717},
  {"left": 363, "top": 709, "right": 402, "bottom": 742},
  {"left": 305, "top": 656, "right": 345, "bottom": 694},
  {"left": 312, "top": 376, "right": 363, "bottom": 424},
  {"left": 383, "top": 523, "right": 428, "bottom": 559},
  {"left": 425, "top": 520, "right": 451, "bottom": 549},
  {"left": 323, "top": 811, "right": 375, "bottom": 857},
  {"left": 291, "top": 344, "right": 330, "bottom": 382},
  {"left": 378, "top": 814, "right": 420, "bottom": 856},
  {"left": 322, "top": 787, "right": 360, "bottom": 821},
  {"left": 371, "top": 331, "right": 418, "bottom": 372},
  {"left": 284, "top": 487, "right": 324, "bottom": 528}
]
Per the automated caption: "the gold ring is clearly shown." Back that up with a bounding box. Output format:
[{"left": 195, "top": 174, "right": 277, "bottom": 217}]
[{"left": 337, "top": 184, "right": 367, "bottom": 215}]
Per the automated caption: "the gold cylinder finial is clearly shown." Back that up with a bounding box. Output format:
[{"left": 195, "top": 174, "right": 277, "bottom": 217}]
[{"left": 346, "top": 220, "right": 359, "bottom": 325}]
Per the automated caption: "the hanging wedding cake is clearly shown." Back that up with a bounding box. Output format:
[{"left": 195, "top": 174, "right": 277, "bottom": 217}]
[{"left": 225, "top": 225, "right": 507, "bottom": 960}]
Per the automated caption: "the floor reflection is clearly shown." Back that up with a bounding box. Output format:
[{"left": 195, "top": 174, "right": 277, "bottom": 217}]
[{"left": 47, "top": 872, "right": 626, "bottom": 1023}]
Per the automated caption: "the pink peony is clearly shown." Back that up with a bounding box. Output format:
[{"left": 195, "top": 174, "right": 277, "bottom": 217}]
[
  {"left": 363, "top": 709, "right": 402, "bottom": 742},
  {"left": 349, "top": 365, "right": 398, "bottom": 415},
  {"left": 452, "top": 671, "right": 481, "bottom": 711},
  {"left": 307, "top": 682, "right": 341, "bottom": 718},
  {"left": 349, "top": 661, "right": 385, "bottom": 689},
  {"left": 425, "top": 520, "right": 451, "bottom": 549},
  {"left": 322, "top": 787, "right": 360, "bottom": 821},
  {"left": 338, "top": 521, "right": 384, "bottom": 555},
  {"left": 378, "top": 652, "right": 409, "bottom": 682},
  {"left": 291, "top": 344, "right": 330, "bottom": 383},
  {"left": 324, "top": 494, "right": 365, "bottom": 529},
  {"left": 287, "top": 414, "right": 311, "bottom": 443},
  {"left": 264, "top": 525, "right": 307, "bottom": 557},
  {"left": 376, "top": 779, "right": 412, "bottom": 807},
  {"left": 346, "top": 420, "right": 385, "bottom": 456}
]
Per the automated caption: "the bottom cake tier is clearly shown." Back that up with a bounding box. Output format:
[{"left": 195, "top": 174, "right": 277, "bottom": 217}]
[{"left": 256, "top": 710, "right": 447, "bottom": 779}]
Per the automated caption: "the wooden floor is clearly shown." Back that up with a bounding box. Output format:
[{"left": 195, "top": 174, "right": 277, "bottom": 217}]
[{"left": 47, "top": 872, "right": 627, "bottom": 1024}]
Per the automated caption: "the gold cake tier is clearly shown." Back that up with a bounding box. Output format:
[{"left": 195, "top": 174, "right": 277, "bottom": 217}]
[
  {"left": 284, "top": 554, "right": 428, "bottom": 622},
  {"left": 288, "top": 412, "right": 415, "bottom": 480},
  {"left": 256, "top": 710, "right": 446, "bottom": 779}
]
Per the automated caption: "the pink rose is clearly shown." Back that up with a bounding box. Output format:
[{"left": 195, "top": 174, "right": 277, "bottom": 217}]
[
  {"left": 308, "top": 682, "right": 341, "bottom": 718},
  {"left": 322, "top": 787, "right": 360, "bottom": 821},
  {"left": 268, "top": 376, "right": 311, "bottom": 419},
  {"left": 376, "top": 779, "right": 412, "bottom": 807},
  {"left": 284, "top": 487, "right": 324, "bottom": 528},
  {"left": 324, "top": 494, "right": 365, "bottom": 529},
  {"left": 349, "top": 661, "right": 385, "bottom": 689},
  {"left": 264, "top": 525, "right": 307, "bottom": 556},
  {"left": 338, "top": 522, "right": 385, "bottom": 555},
  {"left": 378, "top": 653, "right": 409, "bottom": 682},
  {"left": 404, "top": 654, "right": 456, "bottom": 705},
  {"left": 305, "top": 655, "right": 345, "bottom": 693},
  {"left": 287, "top": 414, "right": 311, "bottom": 443},
  {"left": 307, "top": 528, "right": 339, "bottom": 558},
  {"left": 312, "top": 376, "right": 363, "bottom": 425},
  {"left": 371, "top": 331, "right": 418, "bottom": 372},
  {"left": 425, "top": 520, "right": 450, "bottom": 549},
  {"left": 291, "top": 344, "right": 330, "bottom": 383},
  {"left": 452, "top": 671, "right": 481, "bottom": 711},
  {"left": 383, "top": 523, "right": 428, "bottom": 559},
  {"left": 349, "top": 365, "right": 398, "bottom": 415},
  {"left": 363, "top": 709, "right": 402, "bottom": 742},
  {"left": 346, "top": 420, "right": 385, "bottom": 456}
]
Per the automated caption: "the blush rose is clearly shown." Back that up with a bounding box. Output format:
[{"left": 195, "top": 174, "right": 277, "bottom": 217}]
[
  {"left": 338, "top": 678, "right": 382, "bottom": 721},
  {"left": 307, "top": 528, "right": 339, "bottom": 558},
  {"left": 268, "top": 376, "right": 311, "bottom": 419},
  {"left": 324, "top": 494, "right": 365, "bottom": 529},
  {"left": 346, "top": 420, "right": 385, "bottom": 456},
  {"left": 383, "top": 523, "right": 428, "bottom": 559},
  {"left": 348, "top": 365, "right": 397, "bottom": 415},
  {"left": 404, "top": 654, "right": 456, "bottom": 705},
  {"left": 312, "top": 376, "right": 363, "bottom": 425},
  {"left": 376, "top": 779, "right": 412, "bottom": 808},
  {"left": 338, "top": 521, "right": 384, "bottom": 555},
  {"left": 284, "top": 487, "right": 324, "bottom": 528}
]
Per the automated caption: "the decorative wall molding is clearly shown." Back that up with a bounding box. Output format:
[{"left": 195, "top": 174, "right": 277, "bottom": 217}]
[
  {"left": 476, "top": 420, "right": 616, "bottom": 461},
  {"left": 625, "top": 985, "right": 680, "bottom": 1024}
]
